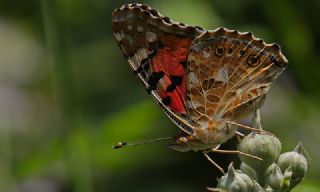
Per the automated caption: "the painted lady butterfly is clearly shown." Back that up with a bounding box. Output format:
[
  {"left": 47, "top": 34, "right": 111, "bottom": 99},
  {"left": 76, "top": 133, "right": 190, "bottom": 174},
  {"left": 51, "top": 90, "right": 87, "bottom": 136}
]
[{"left": 112, "top": 4, "right": 287, "bottom": 153}]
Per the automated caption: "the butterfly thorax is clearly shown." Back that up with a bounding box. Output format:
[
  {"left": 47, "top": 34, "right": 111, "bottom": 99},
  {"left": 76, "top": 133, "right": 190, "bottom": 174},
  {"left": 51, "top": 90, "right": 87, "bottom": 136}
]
[{"left": 169, "top": 118, "right": 237, "bottom": 152}]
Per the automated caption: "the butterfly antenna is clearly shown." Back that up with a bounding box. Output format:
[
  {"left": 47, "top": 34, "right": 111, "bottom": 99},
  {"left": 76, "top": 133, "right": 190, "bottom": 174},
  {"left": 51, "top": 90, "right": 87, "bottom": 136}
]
[{"left": 113, "top": 136, "right": 174, "bottom": 149}]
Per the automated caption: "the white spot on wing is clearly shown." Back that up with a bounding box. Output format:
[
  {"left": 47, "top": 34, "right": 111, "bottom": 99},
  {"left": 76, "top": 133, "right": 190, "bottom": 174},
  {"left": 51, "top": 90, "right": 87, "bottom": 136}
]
[
  {"left": 114, "top": 30, "right": 125, "bottom": 42},
  {"left": 203, "top": 47, "right": 211, "bottom": 58},
  {"left": 112, "top": 16, "right": 126, "bottom": 22},
  {"left": 146, "top": 31, "right": 157, "bottom": 42},
  {"left": 188, "top": 100, "right": 202, "bottom": 108},
  {"left": 137, "top": 26, "right": 144, "bottom": 32},
  {"left": 188, "top": 72, "right": 199, "bottom": 85},
  {"left": 203, "top": 51, "right": 210, "bottom": 58},
  {"left": 236, "top": 88, "right": 243, "bottom": 95},
  {"left": 128, "top": 48, "right": 148, "bottom": 69},
  {"left": 216, "top": 65, "right": 228, "bottom": 83},
  {"left": 198, "top": 119, "right": 209, "bottom": 130}
]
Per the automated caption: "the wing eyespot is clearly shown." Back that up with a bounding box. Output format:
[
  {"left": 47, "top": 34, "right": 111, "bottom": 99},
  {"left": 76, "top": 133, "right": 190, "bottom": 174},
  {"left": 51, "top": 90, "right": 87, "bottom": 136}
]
[
  {"left": 203, "top": 47, "right": 211, "bottom": 58},
  {"left": 247, "top": 55, "right": 260, "bottom": 67},
  {"left": 215, "top": 46, "right": 224, "bottom": 57},
  {"left": 204, "top": 47, "right": 211, "bottom": 53},
  {"left": 137, "top": 26, "right": 144, "bottom": 33}
]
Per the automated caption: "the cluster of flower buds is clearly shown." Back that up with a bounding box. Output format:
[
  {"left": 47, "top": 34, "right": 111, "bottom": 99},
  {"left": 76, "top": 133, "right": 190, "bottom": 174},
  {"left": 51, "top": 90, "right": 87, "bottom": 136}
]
[{"left": 208, "top": 131, "right": 309, "bottom": 192}]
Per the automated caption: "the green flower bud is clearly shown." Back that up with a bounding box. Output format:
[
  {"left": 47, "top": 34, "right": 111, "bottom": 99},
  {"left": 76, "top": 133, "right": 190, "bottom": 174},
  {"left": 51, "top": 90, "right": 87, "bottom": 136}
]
[
  {"left": 207, "top": 187, "right": 227, "bottom": 192},
  {"left": 266, "top": 163, "right": 284, "bottom": 190},
  {"left": 282, "top": 167, "right": 292, "bottom": 188},
  {"left": 277, "top": 143, "right": 308, "bottom": 180},
  {"left": 253, "top": 181, "right": 264, "bottom": 192},
  {"left": 238, "top": 132, "right": 281, "bottom": 171},
  {"left": 240, "top": 163, "right": 257, "bottom": 180},
  {"left": 217, "top": 164, "right": 255, "bottom": 192}
]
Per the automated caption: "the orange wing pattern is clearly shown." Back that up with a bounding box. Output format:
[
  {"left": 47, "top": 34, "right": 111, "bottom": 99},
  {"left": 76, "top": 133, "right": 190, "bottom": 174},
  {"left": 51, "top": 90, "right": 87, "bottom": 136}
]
[{"left": 112, "top": 4, "right": 203, "bottom": 134}]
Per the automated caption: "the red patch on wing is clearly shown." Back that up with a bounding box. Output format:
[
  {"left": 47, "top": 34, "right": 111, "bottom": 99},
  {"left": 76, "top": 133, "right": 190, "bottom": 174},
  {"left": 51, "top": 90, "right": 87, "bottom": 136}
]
[{"left": 151, "top": 36, "right": 192, "bottom": 114}]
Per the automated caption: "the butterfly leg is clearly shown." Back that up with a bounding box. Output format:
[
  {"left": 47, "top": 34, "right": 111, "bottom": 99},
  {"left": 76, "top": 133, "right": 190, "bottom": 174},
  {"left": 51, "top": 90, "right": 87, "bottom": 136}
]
[
  {"left": 208, "top": 148, "right": 263, "bottom": 161},
  {"left": 227, "top": 122, "right": 245, "bottom": 142},
  {"left": 232, "top": 105, "right": 268, "bottom": 143},
  {"left": 203, "top": 146, "right": 263, "bottom": 173},
  {"left": 225, "top": 101, "right": 273, "bottom": 136},
  {"left": 225, "top": 120, "right": 274, "bottom": 136},
  {"left": 235, "top": 131, "right": 245, "bottom": 138},
  {"left": 203, "top": 144, "right": 263, "bottom": 174},
  {"left": 202, "top": 145, "right": 226, "bottom": 174},
  {"left": 235, "top": 131, "right": 245, "bottom": 143}
]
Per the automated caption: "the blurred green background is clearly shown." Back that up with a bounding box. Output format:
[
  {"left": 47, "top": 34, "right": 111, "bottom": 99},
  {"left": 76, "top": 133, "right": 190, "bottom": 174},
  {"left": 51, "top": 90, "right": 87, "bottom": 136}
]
[{"left": 0, "top": 0, "right": 319, "bottom": 191}]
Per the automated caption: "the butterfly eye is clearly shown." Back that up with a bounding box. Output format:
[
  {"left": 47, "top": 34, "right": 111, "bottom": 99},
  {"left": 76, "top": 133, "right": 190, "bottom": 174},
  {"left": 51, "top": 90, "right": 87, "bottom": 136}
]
[
  {"left": 247, "top": 55, "right": 260, "bottom": 66},
  {"left": 215, "top": 46, "right": 224, "bottom": 57}
]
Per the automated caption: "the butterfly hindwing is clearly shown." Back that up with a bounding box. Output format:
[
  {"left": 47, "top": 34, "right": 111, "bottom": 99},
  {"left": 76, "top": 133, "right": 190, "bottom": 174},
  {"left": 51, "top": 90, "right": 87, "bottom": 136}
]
[
  {"left": 186, "top": 28, "right": 288, "bottom": 126},
  {"left": 112, "top": 4, "right": 204, "bottom": 134}
]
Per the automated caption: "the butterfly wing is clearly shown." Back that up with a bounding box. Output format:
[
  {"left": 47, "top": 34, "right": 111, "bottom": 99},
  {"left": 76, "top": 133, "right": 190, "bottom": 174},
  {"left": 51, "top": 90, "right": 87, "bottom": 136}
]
[
  {"left": 186, "top": 28, "right": 288, "bottom": 127},
  {"left": 112, "top": 4, "right": 204, "bottom": 134}
]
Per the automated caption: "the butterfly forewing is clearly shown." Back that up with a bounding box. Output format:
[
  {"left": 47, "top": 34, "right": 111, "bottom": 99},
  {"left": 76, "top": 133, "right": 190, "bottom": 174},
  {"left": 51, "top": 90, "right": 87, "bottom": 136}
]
[{"left": 112, "top": 4, "right": 204, "bottom": 134}]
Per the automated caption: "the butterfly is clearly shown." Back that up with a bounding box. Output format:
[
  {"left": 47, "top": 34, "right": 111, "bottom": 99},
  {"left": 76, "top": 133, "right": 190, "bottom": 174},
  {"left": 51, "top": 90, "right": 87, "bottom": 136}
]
[{"left": 112, "top": 3, "right": 288, "bottom": 153}]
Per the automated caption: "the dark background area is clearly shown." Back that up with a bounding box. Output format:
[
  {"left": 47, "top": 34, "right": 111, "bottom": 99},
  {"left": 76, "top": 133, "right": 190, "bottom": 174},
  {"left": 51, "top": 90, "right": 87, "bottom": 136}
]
[{"left": 0, "top": 0, "right": 319, "bottom": 191}]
